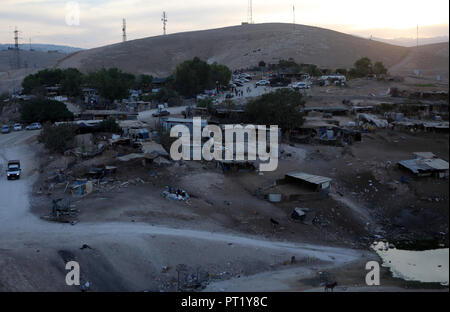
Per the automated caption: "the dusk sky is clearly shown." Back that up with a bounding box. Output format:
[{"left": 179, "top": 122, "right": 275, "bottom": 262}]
[{"left": 1, "top": 0, "right": 449, "bottom": 49}]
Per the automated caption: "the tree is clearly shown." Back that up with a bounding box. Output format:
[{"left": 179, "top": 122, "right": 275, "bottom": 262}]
[
  {"left": 245, "top": 89, "right": 305, "bottom": 132},
  {"left": 210, "top": 63, "right": 232, "bottom": 88},
  {"left": 373, "top": 61, "right": 388, "bottom": 75},
  {"left": 22, "top": 74, "right": 42, "bottom": 94},
  {"left": 86, "top": 68, "right": 135, "bottom": 102},
  {"left": 336, "top": 68, "right": 348, "bottom": 76},
  {"left": 174, "top": 57, "right": 231, "bottom": 97},
  {"left": 258, "top": 60, "right": 266, "bottom": 67},
  {"left": 174, "top": 57, "right": 212, "bottom": 97},
  {"left": 197, "top": 98, "right": 215, "bottom": 114},
  {"left": 38, "top": 122, "right": 77, "bottom": 154},
  {"left": 155, "top": 87, "right": 178, "bottom": 103},
  {"left": 98, "top": 118, "right": 123, "bottom": 134},
  {"left": 304, "top": 64, "right": 322, "bottom": 77},
  {"left": 22, "top": 68, "right": 83, "bottom": 96},
  {"left": 137, "top": 74, "right": 153, "bottom": 91},
  {"left": 60, "top": 68, "right": 84, "bottom": 97},
  {"left": 350, "top": 57, "right": 373, "bottom": 78},
  {"left": 21, "top": 98, "right": 74, "bottom": 123}
]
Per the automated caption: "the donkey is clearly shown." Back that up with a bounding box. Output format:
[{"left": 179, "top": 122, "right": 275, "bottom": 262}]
[{"left": 324, "top": 281, "right": 338, "bottom": 292}]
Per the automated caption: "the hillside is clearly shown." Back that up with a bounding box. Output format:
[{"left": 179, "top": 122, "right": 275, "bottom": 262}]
[
  {"left": 389, "top": 42, "right": 449, "bottom": 79},
  {"left": 0, "top": 49, "right": 65, "bottom": 72},
  {"left": 0, "top": 49, "right": 66, "bottom": 93},
  {"left": 0, "top": 44, "right": 82, "bottom": 54},
  {"left": 57, "top": 23, "right": 414, "bottom": 77}
]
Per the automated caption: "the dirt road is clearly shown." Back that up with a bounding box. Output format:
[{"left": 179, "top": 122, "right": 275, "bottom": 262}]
[{"left": 0, "top": 131, "right": 367, "bottom": 291}]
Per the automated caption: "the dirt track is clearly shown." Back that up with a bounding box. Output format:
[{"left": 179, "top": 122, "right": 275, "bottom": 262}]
[{"left": 0, "top": 130, "right": 369, "bottom": 292}]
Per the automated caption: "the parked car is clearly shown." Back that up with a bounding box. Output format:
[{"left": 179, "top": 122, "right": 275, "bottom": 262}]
[
  {"left": 240, "top": 73, "right": 252, "bottom": 80},
  {"left": 270, "top": 77, "right": 291, "bottom": 87},
  {"left": 25, "top": 122, "right": 42, "bottom": 130},
  {"left": 1, "top": 125, "right": 11, "bottom": 134},
  {"left": 234, "top": 81, "right": 243, "bottom": 87},
  {"left": 152, "top": 110, "right": 170, "bottom": 117},
  {"left": 13, "top": 123, "right": 22, "bottom": 131},
  {"left": 225, "top": 93, "right": 234, "bottom": 99},
  {"left": 256, "top": 80, "right": 270, "bottom": 86},
  {"left": 292, "top": 82, "right": 310, "bottom": 90}
]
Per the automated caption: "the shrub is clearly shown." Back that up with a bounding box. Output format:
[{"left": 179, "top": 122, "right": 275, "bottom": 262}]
[
  {"left": 245, "top": 88, "right": 305, "bottom": 132},
  {"left": 21, "top": 98, "right": 74, "bottom": 123},
  {"left": 38, "top": 123, "right": 77, "bottom": 154},
  {"left": 97, "top": 118, "right": 123, "bottom": 134}
]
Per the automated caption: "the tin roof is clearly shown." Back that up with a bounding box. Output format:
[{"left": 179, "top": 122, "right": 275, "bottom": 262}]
[
  {"left": 398, "top": 158, "right": 449, "bottom": 173},
  {"left": 424, "top": 158, "right": 449, "bottom": 170},
  {"left": 413, "top": 152, "right": 436, "bottom": 159},
  {"left": 286, "top": 172, "right": 332, "bottom": 185}
]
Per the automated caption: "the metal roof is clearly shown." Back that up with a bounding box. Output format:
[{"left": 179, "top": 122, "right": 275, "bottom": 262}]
[
  {"left": 424, "top": 158, "right": 449, "bottom": 170},
  {"left": 286, "top": 172, "right": 332, "bottom": 185},
  {"left": 398, "top": 158, "right": 449, "bottom": 173},
  {"left": 413, "top": 152, "right": 436, "bottom": 159}
]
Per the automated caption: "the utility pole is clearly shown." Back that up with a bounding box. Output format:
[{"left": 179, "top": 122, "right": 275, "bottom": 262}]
[
  {"left": 416, "top": 24, "right": 419, "bottom": 48},
  {"left": 14, "top": 27, "right": 19, "bottom": 50},
  {"left": 122, "top": 19, "right": 127, "bottom": 42},
  {"left": 247, "top": 0, "right": 253, "bottom": 24},
  {"left": 293, "top": 5, "right": 295, "bottom": 31},
  {"left": 13, "top": 27, "right": 20, "bottom": 69},
  {"left": 162, "top": 11, "right": 167, "bottom": 35}
]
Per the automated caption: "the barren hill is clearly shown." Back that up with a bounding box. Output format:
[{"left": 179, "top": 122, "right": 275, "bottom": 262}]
[
  {"left": 0, "top": 49, "right": 65, "bottom": 72},
  {"left": 57, "top": 23, "right": 418, "bottom": 77},
  {"left": 389, "top": 42, "right": 449, "bottom": 79},
  {"left": 0, "top": 49, "right": 66, "bottom": 93}
]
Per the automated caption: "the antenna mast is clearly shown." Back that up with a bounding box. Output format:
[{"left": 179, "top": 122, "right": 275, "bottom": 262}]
[
  {"left": 14, "top": 27, "right": 19, "bottom": 50},
  {"left": 162, "top": 12, "right": 168, "bottom": 35},
  {"left": 122, "top": 19, "right": 127, "bottom": 42},
  {"left": 416, "top": 24, "right": 419, "bottom": 48},
  {"left": 12, "top": 27, "right": 21, "bottom": 69},
  {"left": 247, "top": 0, "right": 253, "bottom": 24},
  {"left": 293, "top": 5, "right": 295, "bottom": 31}
]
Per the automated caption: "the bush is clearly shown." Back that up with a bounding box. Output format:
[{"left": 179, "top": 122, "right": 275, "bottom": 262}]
[
  {"left": 85, "top": 68, "right": 135, "bottom": 102},
  {"left": 245, "top": 88, "right": 305, "bottom": 132},
  {"left": 21, "top": 98, "right": 74, "bottom": 123},
  {"left": 38, "top": 123, "right": 77, "bottom": 154},
  {"left": 197, "top": 98, "right": 215, "bottom": 114},
  {"left": 174, "top": 57, "right": 231, "bottom": 97},
  {"left": 349, "top": 57, "right": 388, "bottom": 78},
  {"left": 22, "top": 68, "right": 84, "bottom": 96},
  {"left": 97, "top": 118, "right": 123, "bottom": 134},
  {"left": 373, "top": 62, "right": 388, "bottom": 75}
]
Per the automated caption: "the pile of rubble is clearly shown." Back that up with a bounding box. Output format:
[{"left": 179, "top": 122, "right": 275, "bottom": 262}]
[{"left": 161, "top": 187, "right": 190, "bottom": 201}]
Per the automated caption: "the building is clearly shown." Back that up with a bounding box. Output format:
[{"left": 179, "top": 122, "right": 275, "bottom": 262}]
[
  {"left": 80, "top": 110, "right": 137, "bottom": 121},
  {"left": 285, "top": 172, "right": 332, "bottom": 192},
  {"left": 398, "top": 154, "right": 449, "bottom": 178},
  {"left": 161, "top": 117, "right": 208, "bottom": 133}
]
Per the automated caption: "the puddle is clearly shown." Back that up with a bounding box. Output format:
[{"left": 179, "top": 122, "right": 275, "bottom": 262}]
[{"left": 372, "top": 241, "right": 449, "bottom": 286}]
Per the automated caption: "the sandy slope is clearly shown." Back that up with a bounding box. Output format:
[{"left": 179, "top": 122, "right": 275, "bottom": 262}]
[
  {"left": 389, "top": 42, "right": 449, "bottom": 79},
  {"left": 56, "top": 23, "right": 412, "bottom": 76}
]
